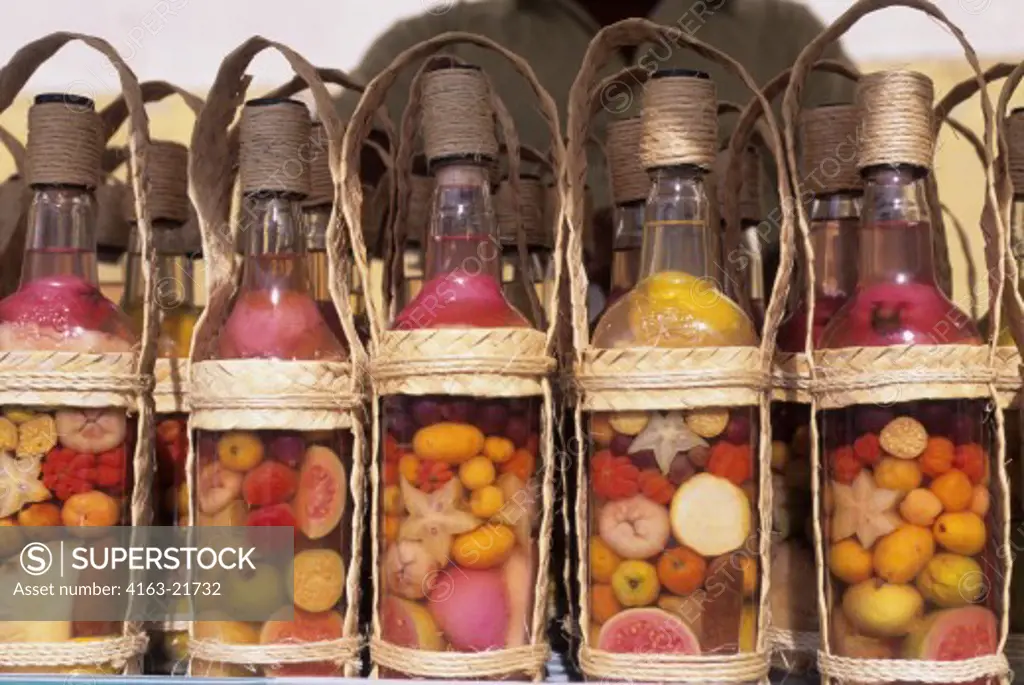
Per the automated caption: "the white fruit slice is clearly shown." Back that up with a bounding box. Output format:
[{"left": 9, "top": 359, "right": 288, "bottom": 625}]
[{"left": 670, "top": 473, "right": 751, "bottom": 556}]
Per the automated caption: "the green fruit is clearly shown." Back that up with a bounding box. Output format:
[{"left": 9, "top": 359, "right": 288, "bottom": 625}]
[
  {"left": 842, "top": 579, "right": 923, "bottom": 638},
  {"left": 226, "top": 565, "right": 284, "bottom": 617},
  {"left": 916, "top": 553, "right": 985, "bottom": 608}
]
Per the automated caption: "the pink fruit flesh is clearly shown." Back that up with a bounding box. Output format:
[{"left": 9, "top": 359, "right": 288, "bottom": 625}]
[
  {"left": 427, "top": 567, "right": 509, "bottom": 651},
  {"left": 0, "top": 273, "right": 134, "bottom": 340},
  {"left": 218, "top": 287, "right": 341, "bottom": 360},
  {"left": 246, "top": 503, "right": 296, "bottom": 529},
  {"left": 394, "top": 272, "right": 529, "bottom": 329},
  {"left": 597, "top": 608, "right": 701, "bottom": 655},
  {"left": 294, "top": 449, "right": 345, "bottom": 540},
  {"left": 913, "top": 607, "right": 997, "bottom": 660}
]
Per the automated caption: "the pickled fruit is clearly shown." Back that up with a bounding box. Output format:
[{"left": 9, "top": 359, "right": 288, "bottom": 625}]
[
  {"left": 382, "top": 395, "right": 540, "bottom": 656},
  {"left": 822, "top": 400, "right": 997, "bottom": 665},
  {"left": 589, "top": 407, "right": 758, "bottom": 656}
]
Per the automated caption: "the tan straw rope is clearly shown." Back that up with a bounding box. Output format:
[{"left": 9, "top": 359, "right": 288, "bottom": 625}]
[
  {"left": 799, "top": 104, "right": 861, "bottom": 195},
  {"left": 306, "top": 121, "right": 333, "bottom": 206},
  {"left": 606, "top": 116, "right": 647, "bottom": 205},
  {"left": 1008, "top": 110, "right": 1024, "bottom": 192},
  {"left": 422, "top": 66, "right": 498, "bottom": 163},
  {"left": 856, "top": 70, "right": 935, "bottom": 170},
  {"left": 238, "top": 99, "right": 311, "bottom": 196},
  {"left": 497, "top": 175, "right": 546, "bottom": 246},
  {"left": 640, "top": 73, "right": 717, "bottom": 171},
  {"left": 27, "top": 99, "right": 102, "bottom": 188},
  {"left": 123, "top": 140, "right": 189, "bottom": 223}
]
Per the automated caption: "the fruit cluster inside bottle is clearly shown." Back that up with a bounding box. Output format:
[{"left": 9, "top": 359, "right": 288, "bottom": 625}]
[
  {"left": 0, "top": 405, "right": 135, "bottom": 644},
  {"left": 587, "top": 407, "right": 759, "bottom": 656},
  {"left": 821, "top": 400, "right": 1000, "bottom": 664},
  {"left": 379, "top": 394, "right": 541, "bottom": 676},
  {"left": 193, "top": 428, "right": 352, "bottom": 678},
  {"left": 766, "top": 403, "right": 818, "bottom": 650}
]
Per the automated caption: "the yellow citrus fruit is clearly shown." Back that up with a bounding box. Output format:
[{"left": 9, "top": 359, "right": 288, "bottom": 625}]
[
  {"left": 872, "top": 525, "right": 935, "bottom": 584},
  {"left": 933, "top": 512, "right": 987, "bottom": 556},
  {"left": 470, "top": 485, "right": 504, "bottom": 518},
  {"left": 929, "top": 469, "right": 973, "bottom": 512},
  {"left": 916, "top": 553, "right": 986, "bottom": 607},
  {"left": 829, "top": 539, "right": 874, "bottom": 584},
  {"left": 452, "top": 524, "right": 516, "bottom": 569},
  {"left": 590, "top": 536, "right": 623, "bottom": 584},
  {"left": 873, "top": 457, "right": 922, "bottom": 492},
  {"left": 841, "top": 580, "right": 924, "bottom": 637},
  {"left": 899, "top": 488, "right": 943, "bottom": 527},
  {"left": 483, "top": 436, "right": 515, "bottom": 463},
  {"left": 611, "top": 560, "right": 660, "bottom": 607},
  {"left": 459, "top": 456, "right": 497, "bottom": 490}
]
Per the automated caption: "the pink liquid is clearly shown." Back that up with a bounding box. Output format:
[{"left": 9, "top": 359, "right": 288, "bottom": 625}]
[
  {"left": 821, "top": 281, "right": 979, "bottom": 348},
  {"left": 395, "top": 272, "right": 529, "bottom": 329},
  {"left": 217, "top": 254, "right": 346, "bottom": 361},
  {"left": 778, "top": 294, "right": 849, "bottom": 353}
]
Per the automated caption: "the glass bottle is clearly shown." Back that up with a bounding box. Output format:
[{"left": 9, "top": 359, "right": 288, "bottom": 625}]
[
  {"left": 193, "top": 99, "right": 351, "bottom": 679},
  {"left": 0, "top": 93, "right": 136, "bottom": 653},
  {"left": 395, "top": 172, "right": 432, "bottom": 314},
  {"left": 303, "top": 123, "right": 367, "bottom": 343},
  {"left": 819, "top": 73, "right": 997, "bottom": 671},
  {"left": 588, "top": 70, "right": 759, "bottom": 661},
  {"left": 607, "top": 200, "right": 643, "bottom": 308},
  {"left": 120, "top": 141, "right": 199, "bottom": 674},
  {"left": 771, "top": 103, "right": 862, "bottom": 668},
  {"left": 380, "top": 65, "right": 541, "bottom": 677},
  {"left": 499, "top": 175, "right": 549, "bottom": 328}
]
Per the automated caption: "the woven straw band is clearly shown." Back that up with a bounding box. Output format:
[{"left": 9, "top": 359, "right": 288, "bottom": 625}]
[
  {"left": 640, "top": 74, "right": 717, "bottom": 171},
  {"left": 497, "top": 176, "right": 547, "bottom": 247},
  {"left": 190, "top": 359, "right": 359, "bottom": 430},
  {"left": 0, "top": 351, "right": 143, "bottom": 407},
  {"left": 812, "top": 345, "right": 994, "bottom": 409},
  {"left": 579, "top": 645, "right": 770, "bottom": 683},
  {"left": 27, "top": 99, "right": 102, "bottom": 188},
  {"left": 190, "top": 636, "right": 360, "bottom": 666},
  {"left": 995, "top": 347, "right": 1023, "bottom": 408},
  {"left": 422, "top": 68, "right": 498, "bottom": 163},
  {"left": 856, "top": 70, "right": 935, "bottom": 170},
  {"left": 371, "top": 638, "right": 549, "bottom": 679},
  {"left": 239, "top": 100, "right": 311, "bottom": 195},
  {"left": 607, "top": 116, "right": 648, "bottom": 205},
  {"left": 576, "top": 346, "right": 766, "bottom": 411},
  {"left": 1008, "top": 110, "right": 1024, "bottom": 192},
  {"left": 153, "top": 357, "right": 189, "bottom": 414},
  {"left": 306, "top": 121, "right": 333, "bottom": 207},
  {"left": 371, "top": 328, "right": 553, "bottom": 397},
  {"left": 800, "top": 104, "right": 862, "bottom": 195},
  {"left": 768, "top": 627, "right": 819, "bottom": 654},
  {"left": 772, "top": 352, "right": 813, "bottom": 403},
  {"left": 143, "top": 141, "right": 189, "bottom": 223},
  {"left": 0, "top": 634, "right": 148, "bottom": 668},
  {"left": 817, "top": 651, "right": 1009, "bottom": 684}
]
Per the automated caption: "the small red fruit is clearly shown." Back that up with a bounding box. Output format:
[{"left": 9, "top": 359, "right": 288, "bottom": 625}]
[{"left": 242, "top": 461, "right": 298, "bottom": 506}]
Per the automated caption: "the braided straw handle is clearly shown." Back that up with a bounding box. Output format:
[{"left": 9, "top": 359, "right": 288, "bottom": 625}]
[
  {"left": 0, "top": 30, "right": 157, "bottom": 671},
  {"left": 565, "top": 17, "right": 796, "bottom": 365},
  {"left": 100, "top": 80, "right": 204, "bottom": 172},
  {"left": 781, "top": 3, "right": 1008, "bottom": 683},
  {"left": 565, "top": 20, "right": 795, "bottom": 684},
  {"left": 993, "top": 64, "right": 1024, "bottom": 357},
  {"left": 340, "top": 31, "right": 566, "bottom": 352},
  {"left": 722, "top": 60, "right": 860, "bottom": 325}
]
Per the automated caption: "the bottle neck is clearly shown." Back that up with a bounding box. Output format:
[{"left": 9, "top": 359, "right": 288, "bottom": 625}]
[
  {"left": 857, "top": 165, "right": 935, "bottom": 287},
  {"left": 611, "top": 201, "right": 643, "bottom": 294},
  {"left": 22, "top": 185, "right": 99, "bottom": 286},
  {"left": 303, "top": 203, "right": 332, "bottom": 303},
  {"left": 424, "top": 163, "right": 501, "bottom": 283},
  {"left": 807, "top": 191, "right": 861, "bottom": 299},
  {"left": 239, "top": 192, "right": 310, "bottom": 294},
  {"left": 639, "top": 166, "right": 711, "bottom": 281},
  {"left": 123, "top": 220, "right": 195, "bottom": 310}
]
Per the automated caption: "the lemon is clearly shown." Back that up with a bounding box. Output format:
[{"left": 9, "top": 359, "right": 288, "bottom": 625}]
[
  {"left": 627, "top": 271, "right": 756, "bottom": 348},
  {"left": 916, "top": 553, "right": 985, "bottom": 607},
  {"left": 842, "top": 579, "right": 923, "bottom": 637}
]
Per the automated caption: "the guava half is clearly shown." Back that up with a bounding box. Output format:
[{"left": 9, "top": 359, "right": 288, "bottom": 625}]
[{"left": 596, "top": 607, "right": 701, "bottom": 654}]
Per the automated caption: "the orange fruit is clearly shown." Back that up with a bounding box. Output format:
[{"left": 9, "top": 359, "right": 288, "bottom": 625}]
[
  {"left": 930, "top": 469, "right": 973, "bottom": 512},
  {"left": 656, "top": 546, "right": 707, "bottom": 595}
]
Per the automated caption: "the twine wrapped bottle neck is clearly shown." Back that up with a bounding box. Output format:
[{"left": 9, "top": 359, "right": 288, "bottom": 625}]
[
  {"left": 855, "top": 70, "right": 935, "bottom": 172},
  {"left": 421, "top": 67, "right": 499, "bottom": 166},
  {"left": 639, "top": 71, "right": 717, "bottom": 172},
  {"left": 26, "top": 95, "right": 102, "bottom": 189},
  {"left": 123, "top": 141, "right": 189, "bottom": 225},
  {"left": 239, "top": 98, "right": 312, "bottom": 196},
  {"left": 800, "top": 104, "right": 862, "bottom": 197},
  {"left": 607, "top": 117, "right": 647, "bottom": 206},
  {"left": 1007, "top": 109, "right": 1024, "bottom": 197}
]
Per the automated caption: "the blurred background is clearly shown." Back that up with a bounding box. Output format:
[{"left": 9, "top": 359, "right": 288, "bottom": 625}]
[{"left": 0, "top": 0, "right": 1021, "bottom": 312}]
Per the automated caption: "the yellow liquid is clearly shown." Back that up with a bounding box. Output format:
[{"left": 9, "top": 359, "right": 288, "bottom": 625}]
[{"left": 124, "top": 304, "right": 200, "bottom": 358}]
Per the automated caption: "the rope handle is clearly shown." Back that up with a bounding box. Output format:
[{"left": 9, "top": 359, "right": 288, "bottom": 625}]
[
  {"left": 564, "top": 17, "right": 797, "bottom": 370},
  {"left": 779, "top": 0, "right": 1007, "bottom": 670},
  {"left": 340, "top": 31, "right": 566, "bottom": 353},
  {"left": 992, "top": 62, "right": 1024, "bottom": 356},
  {"left": 187, "top": 36, "right": 369, "bottom": 369},
  {"left": 722, "top": 60, "right": 860, "bottom": 324}
]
